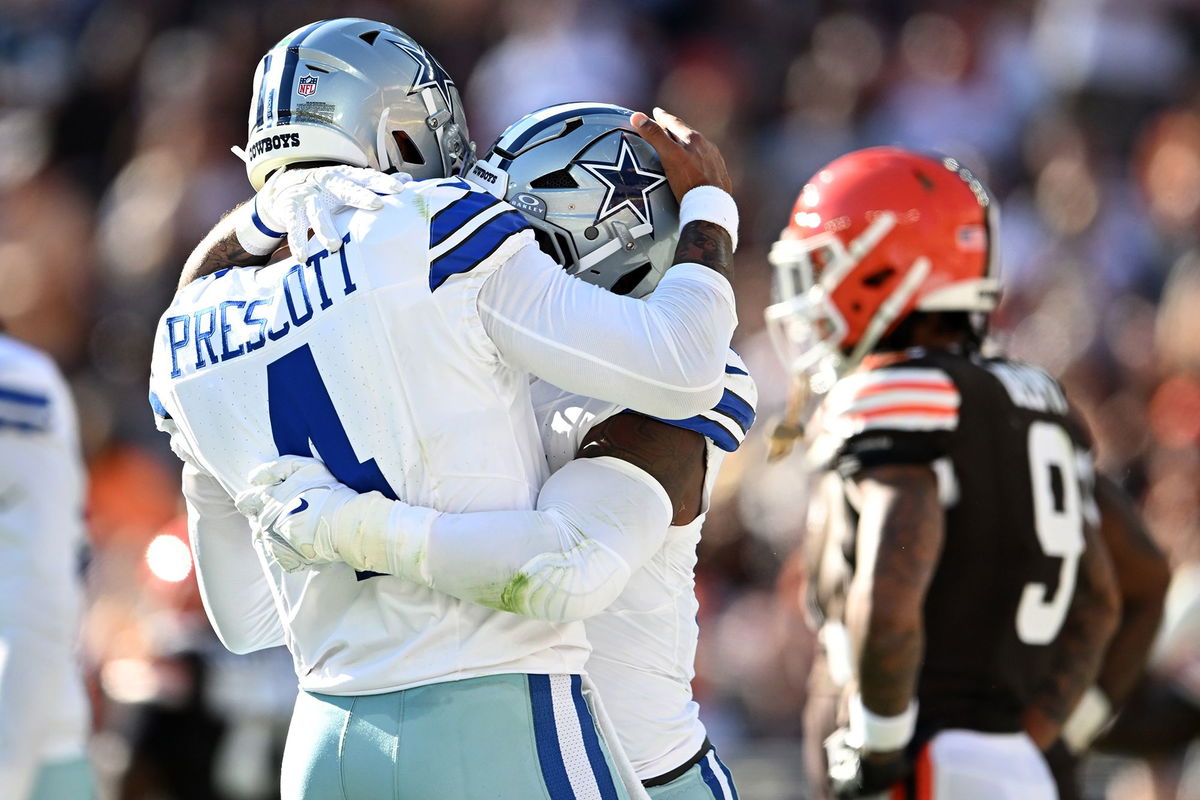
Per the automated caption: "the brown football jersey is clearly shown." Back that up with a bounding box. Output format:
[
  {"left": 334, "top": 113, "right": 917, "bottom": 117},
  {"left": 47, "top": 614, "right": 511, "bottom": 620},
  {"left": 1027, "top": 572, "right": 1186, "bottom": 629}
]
[{"left": 810, "top": 347, "right": 1095, "bottom": 739}]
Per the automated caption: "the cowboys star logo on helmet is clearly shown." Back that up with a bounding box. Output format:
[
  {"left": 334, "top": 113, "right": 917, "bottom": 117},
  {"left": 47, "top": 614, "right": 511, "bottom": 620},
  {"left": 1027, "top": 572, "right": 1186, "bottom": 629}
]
[
  {"left": 577, "top": 136, "right": 667, "bottom": 226},
  {"left": 389, "top": 38, "right": 457, "bottom": 113}
]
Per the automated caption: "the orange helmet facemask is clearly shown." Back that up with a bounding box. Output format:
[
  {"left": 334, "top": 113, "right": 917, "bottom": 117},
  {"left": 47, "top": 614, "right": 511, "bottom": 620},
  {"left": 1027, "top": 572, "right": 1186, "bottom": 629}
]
[{"left": 766, "top": 147, "right": 1001, "bottom": 409}]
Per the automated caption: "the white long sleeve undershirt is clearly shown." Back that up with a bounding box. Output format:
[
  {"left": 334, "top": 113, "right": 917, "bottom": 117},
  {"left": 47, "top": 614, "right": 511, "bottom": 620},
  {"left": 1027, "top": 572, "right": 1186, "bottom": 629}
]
[
  {"left": 478, "top": 243, "right": 736, "bottom": 421},
  {"left": 337, "top": 456, "right": 673, "bottom": 623},
  {"left": 182, "top": 463, "right": 285, "bottom": 654}
]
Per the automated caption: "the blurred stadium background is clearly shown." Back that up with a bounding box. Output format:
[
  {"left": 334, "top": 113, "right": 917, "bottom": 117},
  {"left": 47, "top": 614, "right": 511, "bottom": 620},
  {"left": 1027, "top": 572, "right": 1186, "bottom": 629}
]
[{"left": 3, "top": 0, "right": 1200, "bottom": 797}]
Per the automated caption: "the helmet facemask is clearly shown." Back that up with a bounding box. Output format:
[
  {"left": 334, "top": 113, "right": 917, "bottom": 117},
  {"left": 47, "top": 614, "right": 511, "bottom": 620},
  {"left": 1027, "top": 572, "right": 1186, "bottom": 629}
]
[{"left": 766, "top": 212, "right": 926, "bottom": 404}]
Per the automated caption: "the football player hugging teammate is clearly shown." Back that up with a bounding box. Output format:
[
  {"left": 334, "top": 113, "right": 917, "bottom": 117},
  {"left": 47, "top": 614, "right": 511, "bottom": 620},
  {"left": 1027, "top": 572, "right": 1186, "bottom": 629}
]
[
  {"left": 150, "top": 16, "right": 744, "bottom": 800},
  {"left": 238, "top": 103, "right": 754, "bottom": 800},
  {"left": 766, "top": 147, "right": 1144, "bottom": 800}
]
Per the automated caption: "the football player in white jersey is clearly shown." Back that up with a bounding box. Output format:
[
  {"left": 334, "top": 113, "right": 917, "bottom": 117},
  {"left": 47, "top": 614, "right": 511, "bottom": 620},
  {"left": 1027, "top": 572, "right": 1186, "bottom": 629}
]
[
  {"left": 0, "top": 331, "right": 95, "bottom": 800},
  {"left": 234, "top": 105, "right": 751, "bottom": 800},
  {"left": 151, "top": 19, "right": 740, "bottom": 800}
]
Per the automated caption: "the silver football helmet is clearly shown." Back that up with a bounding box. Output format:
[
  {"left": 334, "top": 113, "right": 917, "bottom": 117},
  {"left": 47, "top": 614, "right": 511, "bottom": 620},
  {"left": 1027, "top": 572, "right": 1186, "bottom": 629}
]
[
  {"left": 467, "top": 103, "right": 678, "bottom": 297},
  {"left": 242, "top": 18, "right": 471, "bottom": 189}
]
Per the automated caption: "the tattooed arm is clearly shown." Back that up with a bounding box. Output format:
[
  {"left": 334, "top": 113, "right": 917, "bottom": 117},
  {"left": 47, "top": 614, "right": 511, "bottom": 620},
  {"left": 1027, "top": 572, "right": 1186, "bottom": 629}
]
[
  {"left": 674, "top": 221, "right": 733, "bottom": 283},
  {"left": 846, "top": 464, "right": 944, "bottom": 721},
  {"left": 1091, "top": 475, "right": 1168, "bottom": 707},
  {"left": 1023, "top": 506, "right": 1120, "bottom": 749},
  {"left": 178, "top": 201, "right": 271, "bottom": 291},
  {"left": 579, "top": 411, "right": 706, "bottom": 526}
]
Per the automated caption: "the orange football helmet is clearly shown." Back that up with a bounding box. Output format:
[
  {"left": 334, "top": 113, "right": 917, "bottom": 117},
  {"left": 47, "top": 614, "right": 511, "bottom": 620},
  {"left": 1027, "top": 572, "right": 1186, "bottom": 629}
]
[{"left": 766, "top": 146, "right": 1000, "bottom": 397}]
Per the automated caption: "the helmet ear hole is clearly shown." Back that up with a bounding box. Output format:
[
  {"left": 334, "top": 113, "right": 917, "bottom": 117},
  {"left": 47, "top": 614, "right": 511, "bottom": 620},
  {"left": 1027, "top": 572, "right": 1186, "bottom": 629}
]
[
  {"left": 530, "top": 169, "right": 578, "bottom": 189},
  {"left": 393, "top": 131, "right": 426, "bottom": 166}
]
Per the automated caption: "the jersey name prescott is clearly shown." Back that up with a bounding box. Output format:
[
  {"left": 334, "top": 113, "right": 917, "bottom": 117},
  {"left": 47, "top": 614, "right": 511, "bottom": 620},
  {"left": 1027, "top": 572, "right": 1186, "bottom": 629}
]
[{"left": 149, "top": 177, "right": 591, "bottom": 694}]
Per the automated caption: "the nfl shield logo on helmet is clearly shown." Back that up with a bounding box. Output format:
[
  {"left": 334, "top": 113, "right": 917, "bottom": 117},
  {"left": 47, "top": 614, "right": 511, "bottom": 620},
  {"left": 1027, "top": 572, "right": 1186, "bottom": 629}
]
[{"left": 298, "top": 75, "right": 318, "bottom": 96}]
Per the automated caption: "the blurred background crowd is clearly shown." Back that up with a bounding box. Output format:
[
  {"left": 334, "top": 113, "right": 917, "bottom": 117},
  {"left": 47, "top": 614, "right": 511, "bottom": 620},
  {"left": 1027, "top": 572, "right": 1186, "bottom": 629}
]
[{"left": 3, "top": 0, "right": 1200, "bottom": 797}]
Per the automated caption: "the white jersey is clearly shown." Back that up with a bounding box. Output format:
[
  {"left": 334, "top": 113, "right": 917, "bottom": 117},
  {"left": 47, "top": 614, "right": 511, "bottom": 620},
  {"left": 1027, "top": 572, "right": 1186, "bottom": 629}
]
[
  {"left": 0, "top": 335, "right": 91, "bottom": 796},
  {"left": 531, "top": 351, "right": 757, "bottom": 780},
  {"left": 151, "top": 178, "right": 591, "bottom": 693}
]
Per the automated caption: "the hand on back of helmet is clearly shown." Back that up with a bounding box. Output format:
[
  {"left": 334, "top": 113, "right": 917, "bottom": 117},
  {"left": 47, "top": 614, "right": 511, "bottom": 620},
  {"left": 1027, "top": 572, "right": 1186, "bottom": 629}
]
[{"left": 631, "top": 107, "right": 732, "bottom": 201}]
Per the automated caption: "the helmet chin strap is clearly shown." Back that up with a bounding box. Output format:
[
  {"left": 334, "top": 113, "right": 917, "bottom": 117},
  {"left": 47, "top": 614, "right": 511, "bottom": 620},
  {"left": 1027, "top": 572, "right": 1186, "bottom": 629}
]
[{"left": 844, "top": 256, "right": 932, "bottom": 370}]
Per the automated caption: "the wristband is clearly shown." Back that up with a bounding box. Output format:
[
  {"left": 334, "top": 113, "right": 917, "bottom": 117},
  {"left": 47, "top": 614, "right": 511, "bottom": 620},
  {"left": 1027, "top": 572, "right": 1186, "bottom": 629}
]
[
  {"left": 849, "top": 694, "right": 917, "bottom": 753},
  {"left": 679, "top": 185, "right": 739, "bottom": 252},
  {"left": 1061, "top": 685, "right": 1112, "bottom": 754},
  {"left": 231, "top": 197, "right": 285, "bottom": 257}
]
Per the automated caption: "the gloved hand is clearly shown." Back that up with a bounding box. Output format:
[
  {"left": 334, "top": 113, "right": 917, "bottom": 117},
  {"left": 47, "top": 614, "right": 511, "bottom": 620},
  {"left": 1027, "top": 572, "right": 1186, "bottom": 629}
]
[
  {"left": 256, "top": 166, "right": 410, "bottom": 261},
  {"left": 825, "top": 728, "right": 911, "bottom": 800},
  {"left": 235, "top": 456, "right": 358, "bottom": 572}
]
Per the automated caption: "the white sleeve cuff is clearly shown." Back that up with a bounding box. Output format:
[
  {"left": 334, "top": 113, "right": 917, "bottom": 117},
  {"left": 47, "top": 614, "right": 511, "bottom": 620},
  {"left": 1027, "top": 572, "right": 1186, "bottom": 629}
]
[
  {"left": 849, "top": 694, "right": 917, "bottom": 752},
  {"left": 1062, "top": 685, "right": 1113, "bottom": 754},
  {"left": 231, "top": 199, "right": 285, "bottom": 257},
  {"left": 679, "top": 185, "right": 739, "bottom": 252}
]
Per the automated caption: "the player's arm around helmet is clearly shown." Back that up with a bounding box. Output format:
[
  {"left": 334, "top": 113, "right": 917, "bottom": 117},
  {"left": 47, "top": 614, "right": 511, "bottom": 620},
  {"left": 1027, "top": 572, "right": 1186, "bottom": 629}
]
[
  {"left": 233, "top": 99, "right": 751, "bottom": 624},
  {"left": 182, "top": 118, "right": 739, "bottom": 419}
]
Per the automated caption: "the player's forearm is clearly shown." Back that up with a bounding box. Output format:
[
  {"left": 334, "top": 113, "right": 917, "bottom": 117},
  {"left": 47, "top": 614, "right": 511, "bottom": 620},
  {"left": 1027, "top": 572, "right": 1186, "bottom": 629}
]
[
  {"left": 339, "top": 457, "right": 672, "bottom": 622},
  {"left": 1024, "top": 533, "right": 1120, "bottom": 748},
  {"left": 1098, "top": 598, "right": 1164, "bottom": 707},
  {"left": 479, "top": 239, "right": 735, "bottom": 421},
  {"left": 183, "top": 466, "right": 285, "bottom": 653},
  {"left": 848, "top": 579, "right": 925, "bottom": 716},
  {"left": 848, "top": 466, "right": 942, "bottom": 718},
  {"left": 673, "top": 220, "right": 733, "bottom": 283},
  {"left": 1093, "top": 474, "right": 1168, "bottom": 706},
  {"left": 179, "top": 201, "right": 272, "bottom": 290}
]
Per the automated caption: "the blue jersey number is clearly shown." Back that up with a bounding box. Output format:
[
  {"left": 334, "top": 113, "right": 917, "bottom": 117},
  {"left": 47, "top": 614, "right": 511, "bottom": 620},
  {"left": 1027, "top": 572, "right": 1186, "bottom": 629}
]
[{"left": 266, "top": 344, "right": 394, "bottom": 579}]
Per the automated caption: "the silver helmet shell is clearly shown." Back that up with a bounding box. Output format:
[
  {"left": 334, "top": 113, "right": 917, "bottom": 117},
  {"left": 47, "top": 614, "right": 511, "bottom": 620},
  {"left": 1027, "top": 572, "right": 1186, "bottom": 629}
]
[
  {"left": 467, "top": 103, "right": 678, "bottom": 298},
  {"left": 244, "top": 18, "right": 471, "bottom": 189}
]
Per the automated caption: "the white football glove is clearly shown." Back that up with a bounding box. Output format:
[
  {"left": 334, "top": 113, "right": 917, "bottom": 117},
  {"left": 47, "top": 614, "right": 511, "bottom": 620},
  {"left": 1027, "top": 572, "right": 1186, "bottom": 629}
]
[
  {"left": 235, "top": 456, "right": 357, "bottom": 572},
  {"left": 256, "top": 166, "right": 410, "bottom": 262}
]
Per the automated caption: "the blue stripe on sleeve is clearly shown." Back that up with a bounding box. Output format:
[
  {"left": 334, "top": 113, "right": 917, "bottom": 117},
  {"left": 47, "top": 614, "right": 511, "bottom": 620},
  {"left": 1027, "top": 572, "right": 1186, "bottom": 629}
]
[
  {"left": 148, "top": 391, "right": 171, "bottom": 420},
  {"left": 724, "top": 363, "right": 748, "bottom": 376},
  {"left": 569, "top": 674, "right": 619, "bottom": 800},
  {"left": 713, "top": 389, "right": 755, "bottom": 434},
  {"left": 527, "top": 675, "right": 576, "bottom": 800},
  {"left": 699, "top": 755, "right": 725, "bottom": 798},
  {"left": 251, "top": 197, "right": 284, "bottom": 238},
  {"left": 0, "top": 386, "right": 49, "bottom": 407},
  {"left": 428, "top": 210, "right": 529, "bottom": 291},
  {"left": 651, "top": 414, "right": 740, "bottom": 453},
  {"left": 0, "top": 416, "right": 47, "bottom": 433},
  {"left": 428, "top": 191, "right": 498, "bottom": 247}
]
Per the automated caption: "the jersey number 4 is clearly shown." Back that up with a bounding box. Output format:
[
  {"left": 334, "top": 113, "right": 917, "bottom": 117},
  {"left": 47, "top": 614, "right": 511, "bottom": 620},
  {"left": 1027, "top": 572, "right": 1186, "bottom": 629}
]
[
  {"left": 267, "top": 344, "right": 397, "bottom": 579},
  {"left": 1016, "top": 421, "right": 1087, "bottom": 645}
]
